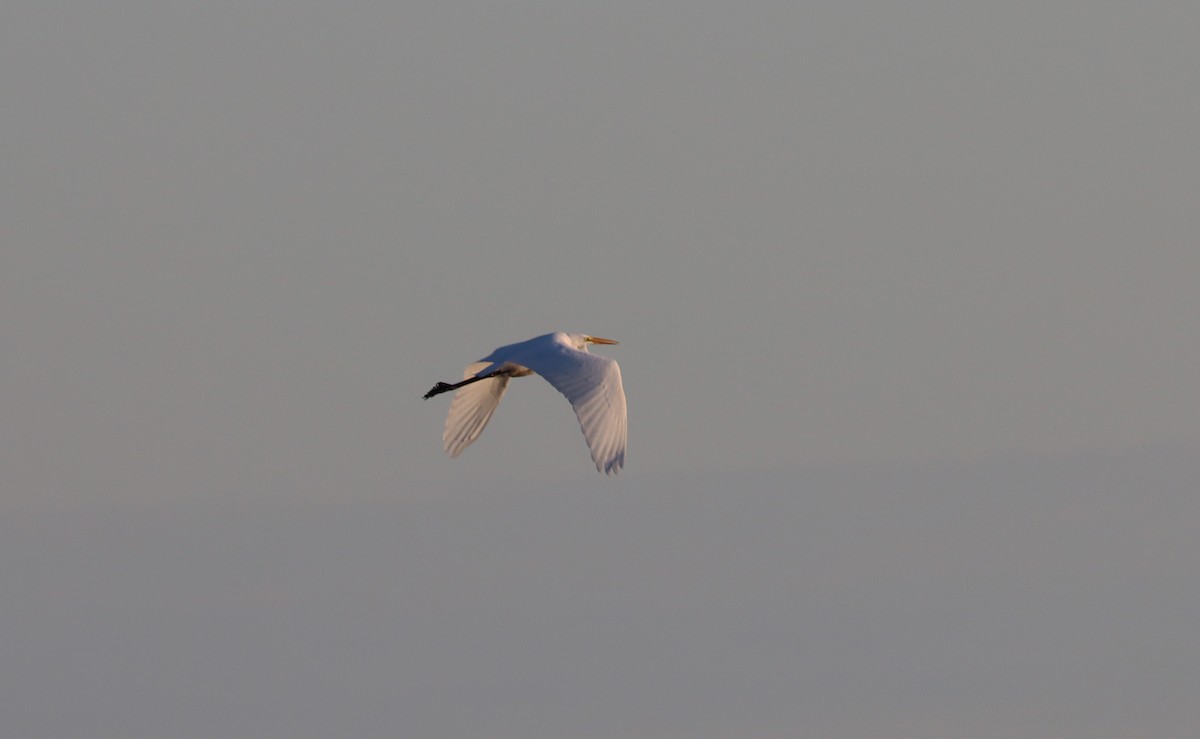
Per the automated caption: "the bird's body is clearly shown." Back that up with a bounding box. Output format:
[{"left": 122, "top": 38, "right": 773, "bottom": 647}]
[{"left": 424, "top": 332, "right": 627, "bottom": 475}]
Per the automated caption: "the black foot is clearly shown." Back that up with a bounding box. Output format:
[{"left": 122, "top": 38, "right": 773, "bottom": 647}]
[{"left": 423, "top": 382, "right": 454, "bottom": 400}]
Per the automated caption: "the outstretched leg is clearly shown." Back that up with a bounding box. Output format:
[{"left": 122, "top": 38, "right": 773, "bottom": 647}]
[{"left": 423, "top": 370, "right": 502, "bottom": 400}]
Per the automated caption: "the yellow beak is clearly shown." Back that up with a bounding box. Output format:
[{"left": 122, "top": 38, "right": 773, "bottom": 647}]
[{"left": 587, "top": 336, "right": 619, "bottom": 345}]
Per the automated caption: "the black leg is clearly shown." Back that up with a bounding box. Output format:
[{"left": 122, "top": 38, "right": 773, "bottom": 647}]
[{"left": 423, "top": 371, "right": 501, "bottom": 399}]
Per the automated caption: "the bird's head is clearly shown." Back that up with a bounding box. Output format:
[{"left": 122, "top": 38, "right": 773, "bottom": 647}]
[{"left": 572, "top": 334, "right": 619, "bottom": 351}]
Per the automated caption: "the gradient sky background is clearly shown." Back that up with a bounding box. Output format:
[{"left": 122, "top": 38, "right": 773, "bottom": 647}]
[{"left": 3, "top": 2, "right": 1198, "bottom": 737}]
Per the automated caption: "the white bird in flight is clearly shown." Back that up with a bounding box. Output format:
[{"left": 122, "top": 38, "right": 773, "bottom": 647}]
[{"left": 423, "top": 332, "right": 627, "bottom": 475}]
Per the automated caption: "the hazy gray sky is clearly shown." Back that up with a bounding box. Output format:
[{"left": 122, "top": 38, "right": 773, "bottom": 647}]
[{"left": 3, "top": 2, "right": 1198, "bottom": 737}]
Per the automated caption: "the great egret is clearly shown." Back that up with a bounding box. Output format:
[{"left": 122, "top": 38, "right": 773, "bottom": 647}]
[{"left": 423, "top": 332, "right": 627, "bottom": 475}]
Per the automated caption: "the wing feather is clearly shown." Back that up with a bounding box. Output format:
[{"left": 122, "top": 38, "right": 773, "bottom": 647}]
[
  {"left": 443, "top": 361, "right": 511, "bottom": 457},
  {"left": 516, "top": 343, "right": 627, "bottom": 475}
]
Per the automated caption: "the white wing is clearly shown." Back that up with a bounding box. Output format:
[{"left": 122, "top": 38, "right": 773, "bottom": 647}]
[
  {"left": 443, "top": 361, "right": 511, "bottom": 457},
  {"left": 515, "top": 339, "right": 627, "bottom": 475}
]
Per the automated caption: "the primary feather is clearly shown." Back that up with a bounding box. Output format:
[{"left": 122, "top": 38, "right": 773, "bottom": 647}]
[{"left": 443, "top": 361, "right": 511, "bottom": 458}]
